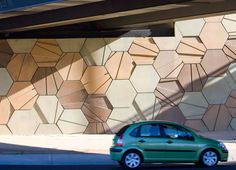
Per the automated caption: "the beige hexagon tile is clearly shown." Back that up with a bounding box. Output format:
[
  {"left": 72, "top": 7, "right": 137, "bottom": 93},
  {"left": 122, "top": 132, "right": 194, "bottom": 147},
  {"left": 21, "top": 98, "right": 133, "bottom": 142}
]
[
  {"left": 7, "top": 39, "right": 37, "bottom": 53},
  {"left": 178, "top": 64, "right": 207, "bottom": 92},
  {"left": 155, "top": 80, "right": 184, "bottom": 107},
  {"left": 0, "top": 40, "right": 13, "bottom": 67},
  {"left": 80, "top": 38, "right": 111, "bottom": 66},
  {"left": 7, "top": 54, "right": 38, "bottom": 81},
  {"left": 200, "top": 23, "right": 228, "bottom": 49},
  {"left": 0, "top": 68, "right": 13, "bottom": 96},
  {"left": 176, "top": 18, "right": 205, "bottom": 36},
  {"left": 153, "top": 26, "right": 182, "bottom": 50},
  {"left": 226, "top": 91, "right": 236, "bottom": 117},
  {"left": 133, "top": 93, "right": 160, "bottom": 120},
  {"left": 203, "top": 105, "right": 232, "bottom": 131},
  {"left": 8, "top": 109, "right": 42, "bottom": 135},
  {"left": 201, "top": 50, "right": 230, "bottom": 77},
  {"left": 56, "top": 53, "right": 87, "bottom": 80},
  {"left": 130, "top": 65, "right": 160, "bottom": 92},
  {"left": 154, "top": 51, "right": 183, "bottom": 79},
  {"left": 204, "top": 16, "right": 224, "bottom": 23},
  {"left": 128, "top": 37, "right": 159, "bottom": 64},
  {"left": 56, "top": 38, "right": 85, "bottom": 52},
  {"left": 223, "top": 39, "right": 236, "bottom": 61},
  {"left": 222, "top": 14, "right": 236, "bottom": 33},
  {"left": 0, "top": 97, "right": 14, "bottom": 124},
  {"left": 7, "top": 82, "right": 38, "bottom": 110},
  {"left": 177, "top": 37, "right": 206, "bottom": 63},
  {"left": 31, "top": 39, "right": 63, "bottom": 67},
  {"left": 179, "top": 92, "right": 208, "bottom": 119},
  {"left": 0, "top": 125, "right": 12, "bottom": 135},
  {"left": 35, "top": 124, "right": 62, "bottom": 135},
  {"left": 81, "top": 66, "right": 112, "bottom": 94},
  {"left": 34, "top": 96, "right": 63, "bottom": 124},
  {"left": 105, "top": 52, "right": 134, "bottom": 80},
  {"left": 106, "top": 80, "right": 136, "bottom": 107},
  {"left": 185, "top": 119, "right": 208, "bottom": 132},
  {"left": 105, "top": 37, "right": 134, "bottom": 51},
  {"left": 57, "top": 109, "right": 88, "bottom": 134},
  {"left": 202, "top": 77, "right": 231, "bottom": 104},
  {"left": 57, "top": 80, "right": 88, "bottom": 109}
]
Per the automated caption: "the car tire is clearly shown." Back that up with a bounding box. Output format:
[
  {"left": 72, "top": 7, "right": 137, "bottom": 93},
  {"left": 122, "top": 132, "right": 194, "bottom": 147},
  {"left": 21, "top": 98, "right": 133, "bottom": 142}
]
[
  {"left": 199, "top": 149, "right": 219, "bottom": 167},
  {"left": 122, "top": 151, "right": 142, "bottom": 169},
  {"left": 118, "top": 161, "right": 125, "bottom": 167}
]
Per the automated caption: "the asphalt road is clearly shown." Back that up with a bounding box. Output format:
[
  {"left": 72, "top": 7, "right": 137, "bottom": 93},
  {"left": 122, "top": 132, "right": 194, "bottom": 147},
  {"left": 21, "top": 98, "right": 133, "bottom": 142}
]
[{"left": 0, "top": 163, "right": 235, "bottom": 170}]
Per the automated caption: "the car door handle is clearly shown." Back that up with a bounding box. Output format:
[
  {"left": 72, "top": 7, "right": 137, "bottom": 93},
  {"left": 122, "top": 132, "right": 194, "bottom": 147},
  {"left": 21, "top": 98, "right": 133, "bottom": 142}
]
[
  {"left": 167, "top": 140, "right": 173, "bottom": 144},
  {"left": 138, "top": 140, "right": 146, "bottom": 143}
]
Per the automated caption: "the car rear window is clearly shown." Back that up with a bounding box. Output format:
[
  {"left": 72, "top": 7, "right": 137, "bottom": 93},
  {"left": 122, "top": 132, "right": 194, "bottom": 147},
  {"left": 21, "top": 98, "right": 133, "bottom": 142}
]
[{"left": 116, "top": 125, "right": 130, "bottom": 136}]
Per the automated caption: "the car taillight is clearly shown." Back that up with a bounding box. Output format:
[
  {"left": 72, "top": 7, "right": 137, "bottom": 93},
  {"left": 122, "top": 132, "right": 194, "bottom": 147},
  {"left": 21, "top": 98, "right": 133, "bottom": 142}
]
[{"left": 116, "top": 134, "right": 124, "bottom": 146}]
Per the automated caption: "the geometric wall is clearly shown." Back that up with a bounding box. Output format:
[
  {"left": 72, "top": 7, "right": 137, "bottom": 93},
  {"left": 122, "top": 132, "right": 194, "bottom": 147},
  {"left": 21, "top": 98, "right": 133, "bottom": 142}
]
[{"left": 1, "top": 14, "right": 236, "bottom": 135}]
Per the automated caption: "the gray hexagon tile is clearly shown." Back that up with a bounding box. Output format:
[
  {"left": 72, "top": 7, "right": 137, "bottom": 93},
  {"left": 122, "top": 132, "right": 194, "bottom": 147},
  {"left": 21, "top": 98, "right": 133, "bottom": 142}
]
[
  {"left": 104, "top": 37, "right": 134, "bottom": 51},
  {"left": 231, "top": 118, "right": 236, "bottom": 130},
  {"left": 130, "top": 65, "right": 160, "bottom": 92},
  {"left": 185, "top": 119, "right": 208, "bottom": 132},
  {"left": 56, "top": 38, "right": 85, "bottom": 52},
  {"left": 0, "top": 68, "right": 13, "bottom": 95},
  {"left": 7, "top": 39, "right": 37, "bottom": 53},
  {"left": 222, "top": 14, "right": 236, "bottom": 33},
  {"left": 106, "top": 80, "right": 136, "bottom": 107},
  {"left": 35, "top": 124, "right": 62, "bottom": 135}
]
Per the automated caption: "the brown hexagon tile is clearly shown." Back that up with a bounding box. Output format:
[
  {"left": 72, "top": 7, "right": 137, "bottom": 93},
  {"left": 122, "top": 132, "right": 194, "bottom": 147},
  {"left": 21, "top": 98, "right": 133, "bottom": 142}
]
[
  {"left": 185, "top": 119, "right": 208, "bottom": 132},
  {"left": 7, "top": 54, "right": 38, "bottom": 81},
  {"left": 155, "top": 80, "right": 184, "bottom": 107},
  {"left": 203, "top": 105, "right": 232, "bottom": 131},
  {"left": 31, "top": 39, "right": 63, "bottom": 67},
  {"left": 56, "top": 53, "right": 87, "bottom": 80},
  {"left": 178, "top": 64, "right": 207, "bottom": 92},
  {"left": 57, "top": 80, "right": 88, "bottom": 109},
  {"left": 223, "top": 39, "right": 236, "bottom": 62},
  {"left": 226, "top": 90, "right": 236, "bottom": 117},
  {"left": 32, "top": 67, "right": 63, "bottom": 95},
  {"left": 176, "top": 37, "right": 206, "bottom": 64},
  {"left": 128, "top": 37, "right": 159, "bottom": 64},
  {"left": 7, "top": 82, "right": 38, "bottom": 110},
  {"left": 82, "top": 95, "right": 112, "bottom": 134},
  {"left": 0, "top": 97, "right": 14, "bottom": 124},
  {"left": 81, "top": 66, "right": 112, "bottom": 94},
  {"left": 204, "top": 16, "right": 224, "bottom": 23},
  {"left": 200, "top": 23, "right": 228, "bottom": 49},
  {"left": 0, "top": 40, "right": 13, "bottom": 67},
  {"left": 201, "top": 50, "right": 230, "bottom": 77},
  {"left": 105, "top": 52, "right": 134, "bottom": 80}
]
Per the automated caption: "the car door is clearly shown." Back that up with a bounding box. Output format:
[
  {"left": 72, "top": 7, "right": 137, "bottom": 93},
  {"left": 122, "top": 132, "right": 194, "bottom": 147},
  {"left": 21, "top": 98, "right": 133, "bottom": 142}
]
[
  {"left": 134, "top": 123, "right": 167, "bottom": 162},
  {"left": 160, "top": 124, "right": 199, "bottom": 162}
]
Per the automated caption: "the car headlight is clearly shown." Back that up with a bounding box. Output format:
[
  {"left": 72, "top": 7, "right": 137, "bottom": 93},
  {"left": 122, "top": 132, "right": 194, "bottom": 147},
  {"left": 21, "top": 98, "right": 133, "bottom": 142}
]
[{"left": 218, "top": 142, "right": 227, "bottom": 151}]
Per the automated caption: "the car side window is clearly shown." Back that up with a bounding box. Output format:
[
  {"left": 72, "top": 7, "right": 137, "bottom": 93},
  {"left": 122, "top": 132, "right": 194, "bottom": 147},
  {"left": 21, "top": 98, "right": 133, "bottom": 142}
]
[
  {"left": 140, "top": 124, "right": 161, "bottom": 137},
  {"left": 162, "top": 124, "right": 194, "bottom": 140}
]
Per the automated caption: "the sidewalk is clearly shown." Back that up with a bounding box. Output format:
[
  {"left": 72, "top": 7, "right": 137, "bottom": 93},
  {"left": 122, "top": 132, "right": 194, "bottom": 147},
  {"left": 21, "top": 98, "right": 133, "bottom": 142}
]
[{"left": 0, "top": 135, "right": 234, "bottom": 165}]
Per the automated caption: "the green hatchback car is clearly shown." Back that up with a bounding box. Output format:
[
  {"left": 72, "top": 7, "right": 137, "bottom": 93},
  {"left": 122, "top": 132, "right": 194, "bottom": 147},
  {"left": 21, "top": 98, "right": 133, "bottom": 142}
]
[{"left": 110, "top": 121, "right": 228, "bottom": 169}]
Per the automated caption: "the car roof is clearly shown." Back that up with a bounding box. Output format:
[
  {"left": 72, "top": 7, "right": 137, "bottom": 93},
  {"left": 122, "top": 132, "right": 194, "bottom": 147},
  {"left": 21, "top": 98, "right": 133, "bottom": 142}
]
[{"left": 129, "top": 120, "right": 180, "bottom": 126}]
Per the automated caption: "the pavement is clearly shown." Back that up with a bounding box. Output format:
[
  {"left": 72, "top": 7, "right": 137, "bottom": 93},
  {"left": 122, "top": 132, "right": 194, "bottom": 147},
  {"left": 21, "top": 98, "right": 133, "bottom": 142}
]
[{"left": 0, "top": 134, "right": 234, "bottom": 165}]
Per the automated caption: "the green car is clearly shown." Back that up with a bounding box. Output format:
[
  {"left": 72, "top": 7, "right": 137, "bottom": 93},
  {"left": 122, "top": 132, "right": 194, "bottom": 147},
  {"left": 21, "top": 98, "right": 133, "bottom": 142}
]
[{"left": 110, "top": 121, "right": 228, "bottom": 169}]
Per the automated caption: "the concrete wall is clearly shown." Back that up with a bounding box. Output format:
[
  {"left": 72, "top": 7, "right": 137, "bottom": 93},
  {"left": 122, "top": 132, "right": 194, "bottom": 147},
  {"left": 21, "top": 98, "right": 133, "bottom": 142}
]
[{"left": 0, "top": 14, "right": 236, "bottom": 135}]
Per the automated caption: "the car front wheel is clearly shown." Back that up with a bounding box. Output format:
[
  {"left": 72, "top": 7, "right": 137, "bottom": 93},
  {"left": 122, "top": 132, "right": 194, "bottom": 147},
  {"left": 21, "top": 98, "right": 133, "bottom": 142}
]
[
  {"left": 200, "top": 150, "right": 219, "bottom": 167},
  {"left": 123, "top": 151, "right": 142, "bottom": 169}
]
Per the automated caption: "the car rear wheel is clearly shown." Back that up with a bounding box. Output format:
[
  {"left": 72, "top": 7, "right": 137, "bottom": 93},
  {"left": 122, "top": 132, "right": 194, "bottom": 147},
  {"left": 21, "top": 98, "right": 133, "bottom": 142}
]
[
  {"left": 200, "top": 150, "right": 219, "bottom": 167},
  {"left": 123, "top": 151, "right": 142, "bottom": 169}
]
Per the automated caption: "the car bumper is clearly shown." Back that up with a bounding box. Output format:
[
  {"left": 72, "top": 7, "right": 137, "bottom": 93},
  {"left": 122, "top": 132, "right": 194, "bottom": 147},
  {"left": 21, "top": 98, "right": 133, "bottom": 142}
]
[
  {"left": 110, "top": 147, "right": 124, "bottom": 161},
  {"left": 220, "top": 150, "right": 228, "bottom": 162}
]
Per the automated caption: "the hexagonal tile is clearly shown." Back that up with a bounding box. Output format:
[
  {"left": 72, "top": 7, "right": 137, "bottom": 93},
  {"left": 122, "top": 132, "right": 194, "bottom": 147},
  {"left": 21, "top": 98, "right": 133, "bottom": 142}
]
[
  {"left": 230, "top": 118, "right": 236, "bottom": 130},
  {"left": 31, "top": 39, "right": 62, "bottom": 67},
  {"left": 7, "top": 39, "right": 37, "bottom": 53},
  {"left": 200, "top": 23, "right": 228, "bottom": 49},
  {"left": 57, "top": 109, "right": 88, "bottom": 134},
  {"left": 185, "top": 119, "right": 208, "bottom": 132},
  {"left": 105, "top": 37, "right": 134, "bottom": 51},
  {"left": 153, "top": 51, "right": 183, "bottom": 79},
  {"left": 178, "top": 64, "right": 207, "bottom": 92},
  {"left": 176, "top": 37, "right": 206, "bottom": 63},
  {"left": 228, "top": 63, "right": 236, "bottom": 83},
  {"left": 57, "top": 80, "right": 88, "bottom": 109},
  {"left": 226, "top": 91, "right": 236, "bottom": 117},
  {"left": 35, "top": 124, "right": 62, "bottom": 135},
  {"left": 223, "top": 39, "right": 236, "bottom": 61},
  {"left": 130, "top": 65, "right": 160, "bottom": 92},
  {"left": 32, "top": 67, "right": 63, "bottom": 95},
  {"left": 176, "top": 18, "right": 205, "bottom": 36},
  {"left": 128, "top": 37, "right": 159, "bottom": 64},
  {"left": 222, "top": 14, "right": 236, "bottom": 33},
  {"left": 0, "top": 97, "right": 14, "bottom": 124},
  {"left": 8, "top": 109, "right": 42, "bottom": 135},
  {"left": 7, "top": 54, "right": 38, "bottom": 81},
  {"left": 202, "top": 77, "right": 231, "bottom": 104},
  {"left": 0, "top": 125, "right": 12, "bottom": 135},
  {"left": 155, "top": 80, "right": 184, "bottom": 107},
  {"left": 106, "top": 80, "right": 136, "bottom": 107},
  {"left": 201, "top": 50, "right": 230, "bottom": 77},
  {"left": 0, "top": 68, "right": 13, "bottom": 95},
  {"left": 0, "top": 40, "right": 13, "bottom": 67},
  {"left": 7, "top": 82, "right": 38, "bottom": 110},
  {"left": 133, "top": 93, "right": 160, "bottom": 120},
  {"left": 56, "top": 38, "right": 85, "bottom": 52},
  {"left": 204, "top": 16, "right": 224, "bottom": 23},
  {"left": 203, "top": 105, "right": 232, "bottom": 131},
  {"left": 80, "top": 38, "right": 111, "bottom": 66},
  {"left": 179, "top": 92, "right": 208, "bottom": 119},
  {"left": 105, "top": 52, "right": 134, "bottom": 80},
  {"left": 34, "top": 96, "right": 63, "bottom": 124},
  {"left": 56, "top": 53, "right": 87, "bottom": 80},
  {"left": 81, "top": 66, "right": 112, "bottom": 94}
]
